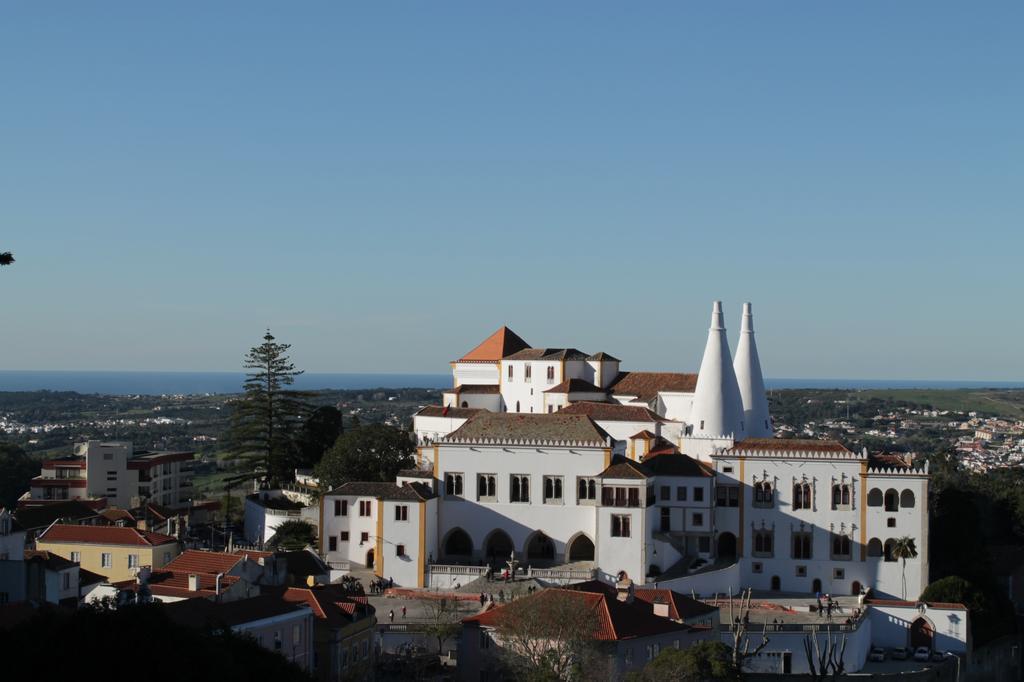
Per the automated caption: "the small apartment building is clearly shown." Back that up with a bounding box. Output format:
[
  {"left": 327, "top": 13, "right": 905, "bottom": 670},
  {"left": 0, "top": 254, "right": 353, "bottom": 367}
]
[
  {"left": 24, "top": 550, "right": 80, "bottom": 606},
  {"left": 321, "top": 480, "right": 437, "bottom": 587},
  {"left": 35, "top": 524, "right": 180, "bottom": 582},
  {"left": 281, "top": 585, "right": 377, "bottom": 682},
  {"left": 0, "top": 509, "right": 27, "bottom": 604}
]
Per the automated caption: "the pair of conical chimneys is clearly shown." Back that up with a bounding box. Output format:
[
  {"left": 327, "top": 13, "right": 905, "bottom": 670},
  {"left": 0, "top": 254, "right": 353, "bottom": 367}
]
[{"left": 689, "top": 301, "right": 772, "bottom": 440}]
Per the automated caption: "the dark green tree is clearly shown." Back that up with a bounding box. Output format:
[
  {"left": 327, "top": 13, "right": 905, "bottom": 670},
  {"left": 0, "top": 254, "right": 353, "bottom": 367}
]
[
  {"left": 266, "top": 519, "right": 318, "bottom": 551},
  {"left": 224, "top": 330, "right": 313, "bottom": 485},
  {"left": 0, "top": 251, "right": 13, "bottom": 266},
  {"left": 0, "top": 443, "right": 38, "bottom": 508},
  {"left": 295, "top": 405, "right": 344, "bottom": 469},
  {"left": 314, "top": 423, "right": 414, "bottom": 489},
  {"left": 627, "top": 641, "right": 739, "bottom": 682}
]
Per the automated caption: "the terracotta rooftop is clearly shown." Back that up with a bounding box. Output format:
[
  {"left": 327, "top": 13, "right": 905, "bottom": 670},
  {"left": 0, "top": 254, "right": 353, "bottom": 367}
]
[
  {"left": 279, "top": 585, "right": 373, "bottom": 628},
  {"left": 544, "top": 378, "right": 605, "bottom": 394},
  {"left": 165, "top": 550, "right": 245, "bottom": 575},
  {"left": 643, "top": 453, "right": 715, "bottom": 478},
  {"left": 164, "top": 593, "right": 310, "bottom": 629},
  {"left": 505, "top": 348, "right": 589, "bottom": 361},
  {"left": 465, "top": 585, "right": 698, "bottom": 641},
  {"left": 445, "top": 384, "right": 500, "bottom": 394},
  {"left": 445, "top": 412, "right": 609, "bottom": 445},
  {"left": 729, "top": 438, "right": 852, "bottom": 454},
  {"left": 608, "top": 372, "right": 698, "bottom": 401},
  {"left": 630, "top": 430, "right": 657, "bottom": 440},
  {"left": 559, "top": 402, "right": 665, "bottom": 423},
  {"left": 24, "top": 550, "right": 78, "bottom": 572},
  {"left": 112, "top": 570, "right": 241, "bottom": 598},
  {"left": 587, "top": 352, "right": 621, "bottom": 362},
  {"left": 599, "top": 456, "right": 650, "bottom": 480},
  {"left": 37, "top": 524, "right": 179, "bottom": 547},
  {"left": 458, "top": 327, "right": 531, "bottom": 362},
  {"left": 868, "top": 452, "right": 913, "bottom": 469},
  {"left": 567, "top": 581, "right": 719, "bottom": 621},
  {"left": 13, "top": 501, "right": 100, "bottom": 530},
  {"left": 328, "top": 481, "right": 435, "bottom": 501}
]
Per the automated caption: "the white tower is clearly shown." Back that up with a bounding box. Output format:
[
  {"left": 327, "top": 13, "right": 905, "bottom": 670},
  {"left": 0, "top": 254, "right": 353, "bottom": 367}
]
[
  {"left": 689, "top": 301, "right": 745, "bottom": 441},
  {"left": 734, "top": 302, "right": 773, "bottom": 438}
]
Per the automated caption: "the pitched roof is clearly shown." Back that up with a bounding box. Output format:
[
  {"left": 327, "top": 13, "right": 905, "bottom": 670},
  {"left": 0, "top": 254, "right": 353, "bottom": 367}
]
[
  {"left": 164, "top": 593, "right": 309, "bottom": 630},
  {"left": 599, "top": 456, "right": 651, "bottom": 480},
  {"left": 565, "top": 581, "right": 719, "bottom": 621},
  {"left": 97, "top": 509, "right": 136, "bottom": 524},
  {"left": 459, "top": 327, "right": 531, "bottom": 362},
  {"left": 112, "top": 570, "right": 241, "bottom": 598},
  {"left": 643, "top": 453, "right": 714, "bottom": 478},
  {"left": 280, "top": 585, "right": 373, "bottom": 628},
  {"left": 729, "top": 438, "right": 852, "bottom": 454},
  {"left": 416, "top": 405, "right": 481, "bottom": 419},
  {"left": 329, "top": 481, "right": 435, "bottom": 501},
  {"left": 868, "top": 451, "right": 913, "bottom": 469},
  {"left": 396, "top": 468, "right": 432, "bottom": 479},
  {"left": 630, "top": 430, "right": 657, "bottom": 440},
  {"left": 445, "top": 384, "right": 501, "bottom": 395},
  {"left": 505, "top": 348, "right": 589, "bottom": 361},
  {"left": 464, "top": 586, "right": 697, "bottom": 641},
  {"left": 37, "top": 524, "right": 179, "bottom": 547},
  {"left": 587, "top": 352, "right": 621, "bottom": 362},
  {"left": 24, "top": 550, "right": 77, "bottom": 572},
  {"left": 544, "top": 378, "right": 605, "bottom": 394},
  {"left": 14, "top": 500, "right": 99, "bottom": 530},
  {"left": 165, "top": 550, "right": 245, "bottom": 575},
  {"left": 78, "top": 568, "right": 108, "bottom": 587},
  {"left": 277, "top": 550, "right": 329, "bottom": 578},
  {"left": 445, "top": 412, "right": 609, "bottom": 445},
  {"left": 559, "top": 402, "right": 665, "bottom": 423},
  {"left": 608, "top": 372, "right": 699, "bottom": 401}
]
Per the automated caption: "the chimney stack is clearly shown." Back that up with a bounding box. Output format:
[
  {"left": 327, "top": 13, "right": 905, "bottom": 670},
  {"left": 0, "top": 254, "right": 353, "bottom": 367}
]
[
  {"left": 652, "top": 596, "right": 670, "bottom": 618},
  {"left": 188, "top": 574, "right": 200, "bottom": 592},
  {"left": 733, "top": 302, "right": 773, "bottom": 438},
  {"left": 689, "top": 301, "right": 745, "bottom": 440}
]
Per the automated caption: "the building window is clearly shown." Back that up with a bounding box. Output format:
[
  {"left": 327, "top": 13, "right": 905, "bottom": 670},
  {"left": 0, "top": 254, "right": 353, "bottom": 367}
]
[
  {"left": 831, "top": 534, "right": 852, "bottom": 559},
  {"left": 793, "top": 482, "right": 813, "bottom": 510},
  {"left": 693, "top": 487, "right": 704, "bottom": 502},
  {"left": 753, "top": 481, "right": 774, "bottom": 507},
  {"left": 445, "top": 473, "right": 464, "bottom": 498},
  {"left": 128, "top": 554, "right": 139, "bottom": 568},
  {"left": 396, "top": 544, "right": 406, "bottom": 557},
  {"left": 832, "top": 483, "right": 852, "bottom": 510},
  {"left": 508, "top": 364, "right": 514, "bottom": 381},
  {"left": 676, "top": 486, "right": 687, "bottom": 501},
  {"left": 71, "top": 551, "right": 81, "bottom": 563},
  {"left": 692, "top": 512, "right": 704, "bottom": 527},
  {"left": 163, "top": 552, "right": 171, "bottom": 564},
  {"left": 752, "top": 562, "right": 763, "bottom": 574},
  {"left": 660, "top": 486, "right": 670, "bottom": 501},
  {"left": 477, "top": 474, "right": 497, "bottom": 501},
  {"left": 543, "top": 476, "right": 563, "bottom": 503},
  {"left": 340, "top": 531, "right": 349, "bottom": 542},
  {"left": 715, "top": 485, "right": 739, "bottom": 507},
  {"left": 833, "top": 568, "right": 845, "bottom": 580},
  {"left": 887, "top": 517, "right": 896, "bottom": 528},
  {"left": 795, "top": 565, "right": 807, "bottom": 577},
  {"left": 792, "top": 531, "right": 813, "bottom": 560},
  {"left": 480, "top": 629, "right": 491, "bottom": 649},
  {"left": 723, "top": 465, "right": 734, "bottom": 473},
  {"left": 334, "top": 500, "right": 342, "bottom": 516},
  {"left": 602, "top": 486, "right": 641, "bottom": 507},
  {"left": 753, "top": 529, "right": 774, "bottom": 557},
  {"left": 611, "top": 514, "right": 631, "bottom": 537},
  {"left": 577, "top": 477, "right": 597, "bottom": 503},
  {"left": 101, "top": 553, "right": 112, "bottom": 568},
  {"left": 62, "top": 572, "right": 71, "bottom": 589},
  {"left": 395, "top": 505, "right": 409, "bottom": 521},
  {"left": 525, "top": 364, "right": 532, "bottom": 382},
  {"left": 329, "top": 537, "right": 337, "bottom": 552},
  {"left": 359, "top": 500, "right": 372, "bottom": 516},
  {"left": 510, "top": 475, "right": 530, "bottom": 503},
  {"left": 341, "top": 500, "right": 348, "bottom": 516},
  {"left": 106, "top": 471, "right": 117, "bottom": 481},
  {"left": 547, "top": 366, "right": 555, "bottom": 382},
  {"left": 884, "top": 489, "right": 899, "bottom": 512},
  {"left": 360, "top": 532, "right": 369, "bottom": 544}
]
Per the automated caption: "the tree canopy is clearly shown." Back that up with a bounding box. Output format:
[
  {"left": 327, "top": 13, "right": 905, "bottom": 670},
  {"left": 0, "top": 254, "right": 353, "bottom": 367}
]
[
  {"left": 266, "top": 519, "right": 318, "bottom": 551},
  {"left": 295, "top": 405, "right": 344, "bottom": 469},
  {"left": 0, "top": 442, "right": 37, "bottom": 509},
  {"left": 627, "top": 641, "right": 739, "bottom": 682},
  {"left": 314, "top": 423, "right": 414, "bottom": 489},
  {"left": 224, "top": 331, "right": 314, "bottom": 485}
]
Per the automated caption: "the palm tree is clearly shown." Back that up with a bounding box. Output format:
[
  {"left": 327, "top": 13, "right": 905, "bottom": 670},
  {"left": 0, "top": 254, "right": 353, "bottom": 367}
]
[{"left": 891, "top": 536, "right": 919, "bottom": 599}]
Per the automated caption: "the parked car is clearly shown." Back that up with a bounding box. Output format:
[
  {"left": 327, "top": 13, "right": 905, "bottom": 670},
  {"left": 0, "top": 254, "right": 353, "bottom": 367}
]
[
  {"left": 891, "top": 647, "right": 909, "bottom": 660},
  {"left": 869, "top": 647, "right": 887, "bottom": 662},
  {"left": 931, "top": 651, "right": 946, "bottom": 662},
  {"left": 913, "top": 647, "right": 931, "bottom": 662}
]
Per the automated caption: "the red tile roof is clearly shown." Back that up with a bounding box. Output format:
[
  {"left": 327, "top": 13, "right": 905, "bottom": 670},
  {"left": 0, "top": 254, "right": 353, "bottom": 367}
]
[
  {"left": 280, "top": 585, "right": 373, "bottom": 627},
  {"left": 729, "top": 438, "right": 852, "bottom": 454},
  {"left": 643, "top": 452, "right": 715, "bottom": 477},
  {"left": 24, "top": 550, "right": 78, "bottom": 571},
  {"left": 446, "top": 384, "right": 500, "bottom": 395},
  {"left": 608, "top": 372, "right": 698, "bottom": 401},
  {"left": 559, "top": 402, "right": 665, "bottom": 423},
  {"left": 38, "top": 524, "right": 179, "bottom": 547},
  {"left": 868, "top": 452, "right": 913, "bottom": 469},
  {"left": 112, "top": 570, "right": 240, "bottom": 598},
  {"left": 544, "top": 379, "right": 605, "bottom": 394},
  {"left": 458, "top": 327, "right": 531, "bottom": 362},
  {"left": 165, "top": 550, "right": 245, "bottom": 575}
]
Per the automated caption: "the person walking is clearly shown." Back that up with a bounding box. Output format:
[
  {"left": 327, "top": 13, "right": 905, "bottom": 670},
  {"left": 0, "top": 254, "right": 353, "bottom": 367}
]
[
  {"left": 401, "top": 606, "right": 407, "bottom": 619},
  {"left": 388, "top": 609, "right": 394, "bottom": 623}
]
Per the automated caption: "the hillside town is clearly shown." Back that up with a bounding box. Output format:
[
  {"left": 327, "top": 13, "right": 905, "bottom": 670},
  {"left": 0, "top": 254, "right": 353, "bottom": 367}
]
[{"left": 4, "top": 303, "right": 1015, "bottom": 680}]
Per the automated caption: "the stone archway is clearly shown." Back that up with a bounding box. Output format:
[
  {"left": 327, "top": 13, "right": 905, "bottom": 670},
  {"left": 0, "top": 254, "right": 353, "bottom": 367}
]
[
  {"left": 484, "top": 529, "right": 514, "bottom": 562},
  {"left": 717, "top": 532, "right": 737, "bottom": 560},
  {"left": 910, "top": 616, "right": 935, "bottom": 649},
  {"left": 443, "top": 528, "right": 473, "bottom": 559},
  {"left": 567, "top": 534, "right": 595, "bottom": 562},
  {"left": 851, "top": 580, "right": 862, "bottom": 596},
  {"left": 525, "top": 531, "right": 555, "bottom": 562},
  {"left": 365, "top": 548, "right": 375, "bottom": 569}
]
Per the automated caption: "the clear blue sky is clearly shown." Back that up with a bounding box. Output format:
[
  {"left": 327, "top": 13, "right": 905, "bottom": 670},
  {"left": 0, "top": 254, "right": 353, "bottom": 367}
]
[{"left": 2, "top": 2, "right": 1021, "bottom": 380}]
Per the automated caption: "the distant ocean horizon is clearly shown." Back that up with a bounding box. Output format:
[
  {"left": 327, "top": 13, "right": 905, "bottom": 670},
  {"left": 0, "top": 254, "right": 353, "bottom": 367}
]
[{"left": 0, "top": 370, "right": 1023, "bottom": 396}]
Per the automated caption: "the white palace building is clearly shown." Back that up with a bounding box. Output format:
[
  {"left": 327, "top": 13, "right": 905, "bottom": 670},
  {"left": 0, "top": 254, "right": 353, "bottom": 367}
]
[{"left": 320, "top": 302, "right": 929, "bottom": 604}]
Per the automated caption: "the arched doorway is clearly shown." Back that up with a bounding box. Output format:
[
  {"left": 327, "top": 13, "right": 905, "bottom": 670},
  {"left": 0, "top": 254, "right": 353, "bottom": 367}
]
[
  {"left": 365, "top": 548, "right": 375, "bottom": 569},
  {"left": 484, "top": 530, "right": 514, "bottom": 561},
  {"left": 526, "top": 532, "right": 555, "bottom": 562},
  {"left": 717, "top": 532, "right": 737, "bottom": 560},
  {"left": 851, "top": 581, "right": 862, "bottom": 596},
  {"left": 771, "top": 576, "right": 781, "bottom": 591},
  {"left": 567, "top": 534, "right": 595, "bottom": 562},
  {"left": 910, "top": 617, "right": 934, "bottom": 649},
  {"left": 443, "top": 528, "right": 473, "bottom": 559},
  {"left": 812, "top": 578, "right": 822, "bottom": 594}
]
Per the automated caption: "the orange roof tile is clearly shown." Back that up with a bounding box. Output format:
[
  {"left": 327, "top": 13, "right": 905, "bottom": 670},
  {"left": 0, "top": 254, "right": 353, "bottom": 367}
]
[
  {"left": 37, "top": 524, "right": 178, "bottom": 547},
  {"left": 165, "top": 550, "right": 244, "bottom": 574},
  {"left": 458, "top": 327, "right": 530, "bottom": 362}
]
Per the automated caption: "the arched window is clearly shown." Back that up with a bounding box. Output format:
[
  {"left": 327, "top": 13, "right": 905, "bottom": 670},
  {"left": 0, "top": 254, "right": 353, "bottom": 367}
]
[
  {"left": 831, "top": 534, "right": 852, "bottom": 558},
  {"left": 832, "top": 484, "right": 852, "bottom": 510},
  {"left": 515, "top": 400, "right": 521, "bottom": 413},
  {"left": 901, "top": 489, "right": 916, "bottom": 508},
  {"left": 461, "top": 401, "right": 468, "bottom": 408},
  {"left": 867, "top": 537, "right": 883, "bottom": 557},
  {"left": 868, "top": 488, "right": 883, "bottom": 507},
  {"left": 793, "top": 482, "right": 812, "bottom": 510},
  {"left": 508, "top": 365, "right": 514, "bottom": 381},
  {"left": 884, "top": 489, "right": 899, "bottom": 512},
  {"left": 754, "top": 481, "right": 773, "bottom": 507},
  {"left": 511, "top": 476, "right": 520, "bottom": 501},
  {"left": 544, "top": 477, "right": 553, "bottom": 500},
  {"left": 525, "top": 364, "right": 532, "bottom": 382},
  {"left": 547, "top": 366, "right": 555, "bottom": 381},
  {"left": 753, "top": 529, "right": 774, "bottom": 557},
  {"left": 792, "top": 531, "right": 812, "bottom": 559},
  {"left": 588, "top": 480, "right": 596, "bottom": 499},
  {"left": 883, "top": 539, "right": 897, "bottom": 562},
  {"left": 578, "top": 478, "right": 588, "bottom": 500}
]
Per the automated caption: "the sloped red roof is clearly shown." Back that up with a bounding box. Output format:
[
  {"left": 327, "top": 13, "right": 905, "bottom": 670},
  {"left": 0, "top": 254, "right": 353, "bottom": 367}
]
[
  {"left": 38, "top": 524, "right": 178, "bottom": 547},
  {"left": 559, "top": 402, "right": 665, "bottom": 423},
  {"left": 729, "top": 438, "right": 852, "bottom": 454},
  {"left": 112, "top": 570, "right": 241, "bottom": 598},
  {"left": 459, "top": 327, "right": 530, "bottom": 362},
  {"left": 643, "top": 452, "right": 715, "bottom": 477},
  {"left": 608, "top": 372, "right": 698, "bottom": 401},
  {"left": 544, "top": 378, "right": 605, "bottom": 394},
  {"left": 165, "top": 550, "right": 244, "bottom": 575},
  {"left": 280, "top": 585, "right": 373, "bottom": 628}
]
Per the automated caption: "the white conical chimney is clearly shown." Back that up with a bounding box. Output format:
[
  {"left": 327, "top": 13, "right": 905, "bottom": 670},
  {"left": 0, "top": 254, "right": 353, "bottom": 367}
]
[
  {"left": 689, "top": 301, "right": 745, "bottom": 440},
  {"left": 734, "top": 302, "right": 773, "bottom": 438}
]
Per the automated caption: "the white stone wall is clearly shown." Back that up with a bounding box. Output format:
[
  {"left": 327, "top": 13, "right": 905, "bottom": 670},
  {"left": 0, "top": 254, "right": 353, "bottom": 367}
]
[
  {"left": 380, "top": 499, "right": 422, "bottom": 587},
  {"left": 453, "top": 362, "right": 499, "bottom": 387},
  {"left": 321, "top": 494, "right": 380, "bottom": 570},
  {"left": 868, "top": 603, "right": 968, "bottom": 653}
]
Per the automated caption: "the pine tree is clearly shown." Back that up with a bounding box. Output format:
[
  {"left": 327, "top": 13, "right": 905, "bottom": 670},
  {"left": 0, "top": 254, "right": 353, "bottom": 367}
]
[
  {"left": 0, "top": 252, "right": 14, "bottom": 266},
  {"left": 225, "top": 330, "right": 313, "bottom": 486}
]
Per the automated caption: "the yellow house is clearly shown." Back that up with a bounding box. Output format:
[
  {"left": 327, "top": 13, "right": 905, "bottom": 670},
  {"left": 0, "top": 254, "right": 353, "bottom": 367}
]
[{"left": 35, "top": 523, "right": 180, "bottom": 582}]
